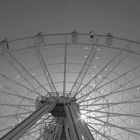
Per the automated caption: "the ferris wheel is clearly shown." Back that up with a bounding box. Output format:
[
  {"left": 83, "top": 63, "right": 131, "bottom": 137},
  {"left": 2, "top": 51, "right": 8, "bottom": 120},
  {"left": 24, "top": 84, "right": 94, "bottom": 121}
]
[{"left": 0, "top": 31, "right": 140, "bottom": 140}]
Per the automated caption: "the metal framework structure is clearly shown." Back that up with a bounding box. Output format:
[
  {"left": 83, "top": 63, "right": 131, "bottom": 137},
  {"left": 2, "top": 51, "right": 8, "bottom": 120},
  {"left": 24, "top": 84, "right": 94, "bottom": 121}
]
[{"left": 0, "top": 31, "right": 140, "bottom": 140}]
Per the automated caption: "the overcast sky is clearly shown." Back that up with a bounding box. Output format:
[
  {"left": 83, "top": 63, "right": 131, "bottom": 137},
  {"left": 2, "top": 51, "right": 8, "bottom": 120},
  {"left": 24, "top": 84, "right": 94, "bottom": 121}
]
[{"left": 0, "top": 0, "right": 140, "bottom": 41}]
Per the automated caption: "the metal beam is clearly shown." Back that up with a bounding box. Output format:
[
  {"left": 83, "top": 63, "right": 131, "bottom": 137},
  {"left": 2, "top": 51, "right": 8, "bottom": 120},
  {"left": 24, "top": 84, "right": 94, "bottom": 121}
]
[
  {"left": 78, "top": 65, "right": 140, "bottom": 104},
  {"left": 69, "top": 38, "right": 98, "bottom": 97},
  {"left": 0, "top": 90, "right": 35, "bottom": 102},
  {"left": 63, "top": 34, "right": 67, "bottom": 96},
  {"left": 69, "top": 104, "right": 95, "bottom": 140},
  {"left": 1, "top": 40, "right": 50, "bottom": 97},
  {"left": 64, "top": 102, "right": 95, "bottom": 140},
  {"left": 76, "top": 43, "right": 130, "bottom": 101},
  {"left": 88, "top": 124, "right": 116, "bottom": 140},
  {"left": 0, "top": 73, "right": 41, "bottom": 98},
  {"left": 0, "top": 99, "right": 57, "bottom": 140},
  {"left": 34, "top": 33, "right": 58, "bottom": 97},
  {"left": 80, "top": 84, "right": 140, "bottom": 106},
  {"left": 88, "top": 115, "right": 140, "bottom": 136},
  {"left": 65, "top": 105, "right": 82, "bottom": 140}
]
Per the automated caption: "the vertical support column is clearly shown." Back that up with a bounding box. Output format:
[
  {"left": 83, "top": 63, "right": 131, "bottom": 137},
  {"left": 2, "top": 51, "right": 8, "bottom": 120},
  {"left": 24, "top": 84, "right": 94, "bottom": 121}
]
[
  {"left": 64, "top": 120, "right": 72, "bottom": 140},
  {"left": 69, "top": 104, "right": 95, "bottom": 140},
  {"left": 65, "top": 104, "right": 83, "bottom": 140},
  {"left": 64, "top": 102, "right": 95, "bottom": 140}
]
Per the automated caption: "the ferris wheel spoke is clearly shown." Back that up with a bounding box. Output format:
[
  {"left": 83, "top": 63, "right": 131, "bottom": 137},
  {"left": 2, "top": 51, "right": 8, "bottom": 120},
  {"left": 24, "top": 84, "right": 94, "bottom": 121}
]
[
  {"left": 0, "top": 111, "right": 33, "bottom": 119},
  {"left": 112, "top": 127, "right": 126, "bottom": 140},
  {"left": 81, "top": 95, "right": 140, "bottom": 109},
  {"left": 0, "top": 103, "right": 35, "bottom": 108},
  {"left": 0, "top": 73, "right": 42, "bottom": 98},
  {"left": 84, "top": 104, "right": 136, "bottom": 127},
  {"left": 16, "top": 107, "right": 34, "bottom": 115},
  {"left": 79, "top": 76, "right": 140, "bottom": 105},
  {"left": 34, "top": 33, "right": 58, "bottom": 97},
  {"left": 84, "top": 109, "right": 140, "bottom": 118},
  {"left": 114, "top": 115, "right": 134, "bottom": 131},
  {"left": 0, "top": 42, "right": 50, "bottom": 96},
  {"left": 0, "top": 90, "right": 35, "bottom": 103},
  {"left": 93, "top": 72, "right": 140, "bottom": 104},
  {"left": 111, "top": 130, "right": 132, "bottom": 140},
  {"left": 0, "top": 126, "right": 16, "bottom": 133},
  {"left": 88, "top": 123, "right": 117, "bottom": 140},
  {"left": 76, "top": 42, "right": 131, "bottom": 101},
  {"left": 94, "top": 85, "right": 140, "bottom": 108},
  {"left": 112, "top": 121, "right": 140, "bottom": 139},
  {"left": 0, "top": 84, "right": 36, "bottom": 105},
  {"left": 85, "top": 105, "right": 139, "bottom": 116},
  {"left": 63, "top": 34, "right": 67, "bottom": 96},
  {"left": 88, "top": 122, "right": 105, "bottom": 127},
  {"left": 3, "top": 53, "right": 42, "bottom": 95},
  {"left": 69, "top": 37, "right": 98, "bottom": 97},
  {"left": 88, "top": 121, "right": 121, "bottom": 139},
  {"left": 28, "top": 135, "right": 37, "bottom": 140},
  {"left": 87, "top": 115, "right": 140, "bottom": 137}
]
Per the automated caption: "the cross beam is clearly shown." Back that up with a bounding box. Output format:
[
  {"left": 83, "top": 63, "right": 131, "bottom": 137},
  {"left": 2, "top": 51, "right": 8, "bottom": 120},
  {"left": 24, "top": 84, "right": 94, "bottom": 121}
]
[
  {"left": 0, "top": 98, "right": 57, "bottom": 140},
  {"left": 1, "top": 96, "right": 95, "bottom": 140}
]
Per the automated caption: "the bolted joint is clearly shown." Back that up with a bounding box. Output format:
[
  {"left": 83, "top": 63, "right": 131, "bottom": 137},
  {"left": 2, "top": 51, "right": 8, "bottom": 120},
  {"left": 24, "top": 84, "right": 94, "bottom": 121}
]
[
  {"left": 33, "top": 32, "right": 45, "bottom": 45},
  {"left": 0, "top": 39, "right": 9, "bottom": 53},
  {"left": 71, "top": 30, "right": 78, "bottom": 44}
]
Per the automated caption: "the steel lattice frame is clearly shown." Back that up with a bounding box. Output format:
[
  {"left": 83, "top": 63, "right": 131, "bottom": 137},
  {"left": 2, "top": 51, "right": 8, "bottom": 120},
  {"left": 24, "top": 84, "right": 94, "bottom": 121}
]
[{"left": 0, "top": 31, "right": 140, "bottom": 140}]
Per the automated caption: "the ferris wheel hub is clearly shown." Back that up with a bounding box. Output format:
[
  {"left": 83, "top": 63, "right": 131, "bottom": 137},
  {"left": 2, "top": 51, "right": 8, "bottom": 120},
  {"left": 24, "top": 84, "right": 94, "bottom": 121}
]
[{"left": 35, "top": 95, "right": 79, "bottom": 117}]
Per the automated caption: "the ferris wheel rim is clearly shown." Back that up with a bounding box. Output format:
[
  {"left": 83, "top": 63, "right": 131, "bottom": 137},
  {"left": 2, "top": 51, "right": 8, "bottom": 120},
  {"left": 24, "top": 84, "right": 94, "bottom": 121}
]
[{"left": 0, "top": 31, "right": 140, "bottom": 140}]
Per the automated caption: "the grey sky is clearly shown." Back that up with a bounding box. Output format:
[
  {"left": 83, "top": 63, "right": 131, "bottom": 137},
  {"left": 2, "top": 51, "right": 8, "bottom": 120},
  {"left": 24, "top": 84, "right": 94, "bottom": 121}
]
[{"left": 0, "top": 0, "right": 140, "bottom": 41}]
